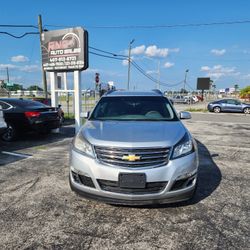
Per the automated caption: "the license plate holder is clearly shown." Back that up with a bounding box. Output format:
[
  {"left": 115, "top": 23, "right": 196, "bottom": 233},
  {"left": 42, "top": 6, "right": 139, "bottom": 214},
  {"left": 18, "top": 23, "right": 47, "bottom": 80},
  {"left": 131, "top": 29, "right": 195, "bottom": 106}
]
[{"left": 119, "top": 173, "right": 146, "bottom": 189}]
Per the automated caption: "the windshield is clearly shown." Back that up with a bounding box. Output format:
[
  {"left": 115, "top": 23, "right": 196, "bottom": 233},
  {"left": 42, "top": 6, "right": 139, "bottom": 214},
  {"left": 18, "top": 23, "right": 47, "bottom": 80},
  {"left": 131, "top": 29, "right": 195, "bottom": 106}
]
[{"left": 90, "top": 96, "right": 178, "bottom": 121}]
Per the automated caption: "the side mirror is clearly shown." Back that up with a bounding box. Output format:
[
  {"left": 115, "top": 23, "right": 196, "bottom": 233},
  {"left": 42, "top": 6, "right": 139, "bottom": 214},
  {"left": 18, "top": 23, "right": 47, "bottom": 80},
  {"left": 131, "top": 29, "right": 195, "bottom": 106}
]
[
  {"left": 81, "top": 111, "right": 90, "bottom": 119},
  {"left": 179, "top": 111, "right": 191, "bottom": 119}
]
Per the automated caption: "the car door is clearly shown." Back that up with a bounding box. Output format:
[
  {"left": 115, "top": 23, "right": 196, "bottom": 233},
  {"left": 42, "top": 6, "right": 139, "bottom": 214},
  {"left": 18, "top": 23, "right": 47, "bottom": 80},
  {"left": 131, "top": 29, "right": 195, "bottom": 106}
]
[
  {"left": 226, "top": 99, "right": 242, "bottom": 112},
  {"left": 219, "top": 100, "right": 227, "bottom": 111}
]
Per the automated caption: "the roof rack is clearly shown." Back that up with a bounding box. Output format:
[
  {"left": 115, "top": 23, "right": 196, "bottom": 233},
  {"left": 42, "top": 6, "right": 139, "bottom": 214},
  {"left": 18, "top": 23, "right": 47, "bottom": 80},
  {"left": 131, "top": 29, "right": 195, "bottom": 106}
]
[{"left": 152, "top": 89, "right": 163, "bottom": 95}]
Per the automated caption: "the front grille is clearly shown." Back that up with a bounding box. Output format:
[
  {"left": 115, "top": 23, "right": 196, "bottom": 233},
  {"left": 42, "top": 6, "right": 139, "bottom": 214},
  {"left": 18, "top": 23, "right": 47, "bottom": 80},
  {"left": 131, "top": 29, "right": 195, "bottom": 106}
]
[
  {"left": 97, "top": 179, "right": 167, "bottom": 194},
  {"left": 94, "top": 146, "right": 170, "bottom": 168}
]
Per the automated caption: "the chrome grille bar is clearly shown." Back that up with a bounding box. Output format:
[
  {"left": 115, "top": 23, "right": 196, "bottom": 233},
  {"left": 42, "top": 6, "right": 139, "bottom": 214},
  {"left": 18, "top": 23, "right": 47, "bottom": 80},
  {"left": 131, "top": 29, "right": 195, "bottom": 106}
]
[{"left": 94, "top": 146, "right": 170, "bottom": 168}]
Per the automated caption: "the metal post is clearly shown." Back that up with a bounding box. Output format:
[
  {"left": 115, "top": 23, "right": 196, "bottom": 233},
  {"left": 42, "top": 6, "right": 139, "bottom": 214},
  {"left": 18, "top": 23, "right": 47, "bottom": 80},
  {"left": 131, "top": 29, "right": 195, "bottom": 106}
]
[
  {"left": 38, "top": 14, "right": 48, "bottom": 100},
  {"left": 184, "top": 69, "right": 189, "bottom": 93},
  {"left": 157, "top": 61, "right": 160, "bottom": 90},
  {"left": 6, "top": 67, "right": 9, "bottom": 83},
  {"left": 50, "top": 72, "right": 58, "bottom": 107},
  {"left": 74, "top": 71, "right": 82, "bottom": 133},
  {"left": 127, "top": 39, "right": 135, "bottom": 91},
  {"left": 63, "top": 72, "right": 67, "bottom": 90}
]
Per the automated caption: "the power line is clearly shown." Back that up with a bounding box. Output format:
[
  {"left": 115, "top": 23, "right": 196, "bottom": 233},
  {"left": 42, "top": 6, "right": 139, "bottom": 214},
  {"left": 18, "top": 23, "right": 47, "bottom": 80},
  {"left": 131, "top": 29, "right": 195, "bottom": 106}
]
[
  {"left": 0, "top": 31, "right": 39, "bottom": 39},
  {"left": 89, "top": 51, "right": 126, "bottom": 61},
  {"left": 89, "top": 46, "right": 127, "bottom": 58},
  {"left": 0, "top": 24, "right": 38, "bottom": 29},
  {"left": 90, "top": 47, "right": 184, "bottom": 87},
  {"left": 45, "top": 19, "right": 250, "bottom": 29},
  {"left": 131, "top": 61, "right": 184, "bottom": 87}
]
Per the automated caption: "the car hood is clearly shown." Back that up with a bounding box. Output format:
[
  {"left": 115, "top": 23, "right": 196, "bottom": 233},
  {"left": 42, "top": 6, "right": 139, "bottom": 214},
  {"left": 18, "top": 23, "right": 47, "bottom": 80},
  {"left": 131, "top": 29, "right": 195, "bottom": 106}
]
[{"left": 82, "top": 120, "right": 187, "bottom": 148}]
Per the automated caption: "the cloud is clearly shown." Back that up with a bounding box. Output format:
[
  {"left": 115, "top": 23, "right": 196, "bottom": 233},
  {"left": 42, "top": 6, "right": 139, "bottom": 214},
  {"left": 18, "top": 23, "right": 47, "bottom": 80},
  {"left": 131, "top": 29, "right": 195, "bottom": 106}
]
[
  {"left": 131, "top": 45, "right": 145, "bottom": 55},
  {"left": 163, "top": 62, "right": 174, "bottom": 68},
  {"left": 210, "top": 49, "right": 226, "bottom": 56},
  {"left": 201, "top": 64, "right": 239, "bottom": 79},
  {"left": 11, "top": 55, "right": 29, "bottom": 62},
  {"left": 0, "top": 63, "right": 18, "bottom": 70},
  {"left": 145, "top": 45, "right": 169, "bottom": 57},
  {"left": 242, "top": 74, "right": 250, "bottom": 80},
  {"left": 0, "top": 63, "right": 40, "bottom": 72},
  {"left": 20, "top": 65, "right": 40, "bottom": 72}
]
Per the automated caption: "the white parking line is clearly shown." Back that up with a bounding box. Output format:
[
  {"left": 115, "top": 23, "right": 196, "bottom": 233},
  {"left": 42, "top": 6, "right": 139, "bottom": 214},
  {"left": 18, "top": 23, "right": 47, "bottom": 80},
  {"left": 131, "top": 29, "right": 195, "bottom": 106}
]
[{"left": 1, "top": 151, "right": 32, "bottom": 158}]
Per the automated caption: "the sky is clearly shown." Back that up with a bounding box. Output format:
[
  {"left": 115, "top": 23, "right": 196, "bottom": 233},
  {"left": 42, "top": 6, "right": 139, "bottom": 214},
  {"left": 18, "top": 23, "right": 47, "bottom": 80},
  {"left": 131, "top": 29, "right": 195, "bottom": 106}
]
[{"left": 1, "top": 0, "right": 250, "bottom": 92}]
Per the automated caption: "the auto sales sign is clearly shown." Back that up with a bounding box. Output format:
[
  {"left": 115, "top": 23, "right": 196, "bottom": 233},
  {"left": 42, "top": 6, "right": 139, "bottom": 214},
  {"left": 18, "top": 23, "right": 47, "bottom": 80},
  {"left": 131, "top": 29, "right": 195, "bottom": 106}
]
[{"left": 41, "top": 27, "right": 88, "bottom": 72}]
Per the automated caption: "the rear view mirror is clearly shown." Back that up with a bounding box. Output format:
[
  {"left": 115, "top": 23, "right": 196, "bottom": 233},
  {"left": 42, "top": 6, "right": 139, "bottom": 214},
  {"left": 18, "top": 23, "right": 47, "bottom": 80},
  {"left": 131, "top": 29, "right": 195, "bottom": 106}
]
[{"left": 179, "top": 111, "right": 191, "bottom": 119}]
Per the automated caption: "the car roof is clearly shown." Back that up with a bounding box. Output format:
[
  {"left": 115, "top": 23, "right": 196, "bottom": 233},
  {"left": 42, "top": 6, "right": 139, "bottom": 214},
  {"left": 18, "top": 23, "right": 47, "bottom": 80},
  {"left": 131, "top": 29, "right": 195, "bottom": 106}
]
[
  {"left": 104, "top": 90, "right": 164, "bottom": 97},
  {"left": 0, "top": 98, "right": 44, "bottom": 106}
]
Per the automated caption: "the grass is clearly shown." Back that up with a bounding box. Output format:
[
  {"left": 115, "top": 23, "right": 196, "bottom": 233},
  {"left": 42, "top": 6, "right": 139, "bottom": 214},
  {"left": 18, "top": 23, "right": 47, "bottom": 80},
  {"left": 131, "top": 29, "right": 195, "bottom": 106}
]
[{"left": 184, "top": 108, "right": 208, "bottom": 112}]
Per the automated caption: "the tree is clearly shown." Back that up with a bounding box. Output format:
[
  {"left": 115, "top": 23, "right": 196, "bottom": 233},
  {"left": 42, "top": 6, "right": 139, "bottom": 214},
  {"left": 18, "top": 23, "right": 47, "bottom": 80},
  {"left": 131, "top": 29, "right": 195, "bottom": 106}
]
[
  {"left": 27, "top": 85, "right": 43, "bottom": 91},
  {"left": 3, "top": 83, "right": 23, "bottom": 91},
  {"left": 180, "top": 88, "right": 188, "bottom": 94},
  {"left": 240, "top": 86, "right": 250, "bottom": 100}
]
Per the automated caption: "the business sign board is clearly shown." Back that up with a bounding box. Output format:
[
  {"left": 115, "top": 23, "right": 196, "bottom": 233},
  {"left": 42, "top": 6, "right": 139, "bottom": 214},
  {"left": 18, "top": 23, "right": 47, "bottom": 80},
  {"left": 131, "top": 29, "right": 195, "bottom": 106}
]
[
  {"left": 41, "top": 27, "right": 88, "bottom": 72},
  {"left": 197, "top": 77, "right": 210, "bottom": 90}
]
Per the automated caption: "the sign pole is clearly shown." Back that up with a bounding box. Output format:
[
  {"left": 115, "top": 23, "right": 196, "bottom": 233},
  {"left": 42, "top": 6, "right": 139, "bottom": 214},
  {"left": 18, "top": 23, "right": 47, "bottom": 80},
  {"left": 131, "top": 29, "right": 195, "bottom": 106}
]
[
  {"left": 38, "top": 15, "right": 48, "bottom": 100},
  {"left": 50, "top": 72, "right": 58, "bottom": 108},
  {"left": 74, "top": 70, "right": 82, "bottom": 133}
]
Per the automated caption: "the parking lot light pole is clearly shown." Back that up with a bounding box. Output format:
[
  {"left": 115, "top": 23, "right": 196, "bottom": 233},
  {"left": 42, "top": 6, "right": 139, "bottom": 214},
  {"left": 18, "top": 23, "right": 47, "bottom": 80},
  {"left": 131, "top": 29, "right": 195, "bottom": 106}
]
[
  {"left": 183, "top": 69, "right": 189, "bottom": 92},
  {"left": 127, "top": 39, "right": 135, "bottom": 91}
]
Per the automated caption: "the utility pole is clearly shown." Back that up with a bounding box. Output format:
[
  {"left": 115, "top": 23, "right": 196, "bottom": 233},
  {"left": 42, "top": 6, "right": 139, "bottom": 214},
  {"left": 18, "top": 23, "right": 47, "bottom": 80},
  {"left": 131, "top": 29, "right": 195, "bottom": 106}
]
[
  {"left": 157, "top": 61, "right": 160, "bottom": 90},
  {"left": 127, "top": 39, "right": 135, "bottom": 91},
  {"left": 38, "top": 14, "right": 48, "bottom": 100},
  {"left": 6, "top": 67, "right": 9, "bottom": 83},
  {"left": 183, "top": 69, "right": 189, "bottom": 92}
]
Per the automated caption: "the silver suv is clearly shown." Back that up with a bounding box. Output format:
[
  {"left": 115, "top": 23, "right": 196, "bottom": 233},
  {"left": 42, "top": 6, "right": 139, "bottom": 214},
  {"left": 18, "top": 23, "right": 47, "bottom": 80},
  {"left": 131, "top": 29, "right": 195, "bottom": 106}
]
[{"left": 69, "top": 90, "right": 198, "bottom": 205}]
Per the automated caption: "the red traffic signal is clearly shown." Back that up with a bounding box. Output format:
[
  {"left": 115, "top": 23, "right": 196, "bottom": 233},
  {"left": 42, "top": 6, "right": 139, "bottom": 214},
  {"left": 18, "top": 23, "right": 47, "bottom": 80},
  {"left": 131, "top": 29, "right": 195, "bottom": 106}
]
[{"left": 95, "top": 73, "right": 100, "bottom": 83}]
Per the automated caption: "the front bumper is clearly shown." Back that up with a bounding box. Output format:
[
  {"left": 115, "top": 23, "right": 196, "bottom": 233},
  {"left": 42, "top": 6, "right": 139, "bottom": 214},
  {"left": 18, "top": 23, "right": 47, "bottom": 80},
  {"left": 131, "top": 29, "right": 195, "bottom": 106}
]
[{"left": 69, "top": 149, "right": 199, "bottom": 205}]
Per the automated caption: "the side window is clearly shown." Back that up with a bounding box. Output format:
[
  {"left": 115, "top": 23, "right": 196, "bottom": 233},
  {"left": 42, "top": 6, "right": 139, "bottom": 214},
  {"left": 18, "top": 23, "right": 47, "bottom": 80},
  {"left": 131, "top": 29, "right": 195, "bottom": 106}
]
[
  {"left": 0, "top": 101, "right": 12, "bottom": 110},
  {"left": 219, "top": 100, "right": 226, "bottom": 104},
  {"left": 226, "top": 100, "right": 236, "bottom": 105}
]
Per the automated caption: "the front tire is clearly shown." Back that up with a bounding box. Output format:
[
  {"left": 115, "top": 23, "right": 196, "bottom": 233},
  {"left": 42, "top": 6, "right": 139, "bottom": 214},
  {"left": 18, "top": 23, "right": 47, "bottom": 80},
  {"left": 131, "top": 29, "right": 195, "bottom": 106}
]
[
  {"left": 1, "top": 124, "right": 17, "bottom": 142},
  {"left": 243, "top": 107, "right": 250, "bottom": 114},
  {"left": 213, "top": 106, "right": 221, "bottom": 113}
]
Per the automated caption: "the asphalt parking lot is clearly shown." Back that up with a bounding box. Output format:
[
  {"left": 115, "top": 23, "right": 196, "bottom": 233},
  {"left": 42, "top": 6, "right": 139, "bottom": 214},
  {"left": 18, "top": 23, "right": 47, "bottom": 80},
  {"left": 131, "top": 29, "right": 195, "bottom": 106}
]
[{"left": 0, "top": 113, "right": 249, "bottom": 249}]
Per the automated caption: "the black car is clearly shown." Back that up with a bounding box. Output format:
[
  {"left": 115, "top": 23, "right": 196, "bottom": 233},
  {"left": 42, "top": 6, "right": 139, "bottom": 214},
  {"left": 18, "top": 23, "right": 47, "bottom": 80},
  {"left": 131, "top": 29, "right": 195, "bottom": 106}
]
[{"left": 0, "top": 98, "right": 60, "bottom": 141}]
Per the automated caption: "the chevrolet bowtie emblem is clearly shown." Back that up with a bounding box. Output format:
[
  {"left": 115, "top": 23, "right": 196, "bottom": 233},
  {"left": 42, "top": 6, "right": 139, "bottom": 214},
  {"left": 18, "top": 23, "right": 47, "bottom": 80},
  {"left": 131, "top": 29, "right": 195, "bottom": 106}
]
[{"left": 122, "top": 154, "right": 141, "bottom": 162}]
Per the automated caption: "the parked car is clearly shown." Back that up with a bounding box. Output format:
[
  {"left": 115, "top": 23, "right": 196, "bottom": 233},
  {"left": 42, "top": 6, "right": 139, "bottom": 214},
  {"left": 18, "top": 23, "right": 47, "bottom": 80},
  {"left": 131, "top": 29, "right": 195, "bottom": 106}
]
[
  {"left": 172, "top": 95, "right": 188, "bottom": 104},
  {"left": 0, "top": 98, "right": 60, "bottom": 141},
  {"left": 207, "top": 99, "right": 250, "bottom": 114},
  {"left": 172, "top": 95, "right": 197, "bottom": 104},
  {"left": 183, "top": 95, "right": 199, "bottom": 104},
  {"left": 69, "top": 90, "right": 198, "bottom": 205},
  {"left": 0, "top": 100, "right": 13, "bottom": 136}
]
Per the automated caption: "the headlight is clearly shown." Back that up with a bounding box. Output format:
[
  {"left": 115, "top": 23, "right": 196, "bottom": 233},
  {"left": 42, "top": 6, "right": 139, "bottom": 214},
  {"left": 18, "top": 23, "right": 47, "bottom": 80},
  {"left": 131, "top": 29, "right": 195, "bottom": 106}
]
[
  {"left": 73, "top": 131, "right": 95, "bottom": 158},
  {"left": 171, "top": 132, "right": 194, "bottom": 159}
]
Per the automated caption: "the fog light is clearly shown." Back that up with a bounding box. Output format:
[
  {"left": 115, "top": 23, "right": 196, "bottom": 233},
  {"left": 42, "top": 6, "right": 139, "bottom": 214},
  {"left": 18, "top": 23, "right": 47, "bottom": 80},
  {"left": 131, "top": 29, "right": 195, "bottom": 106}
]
[{"left": 71, "top": 171, "right": 80, "bottom": 183}]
